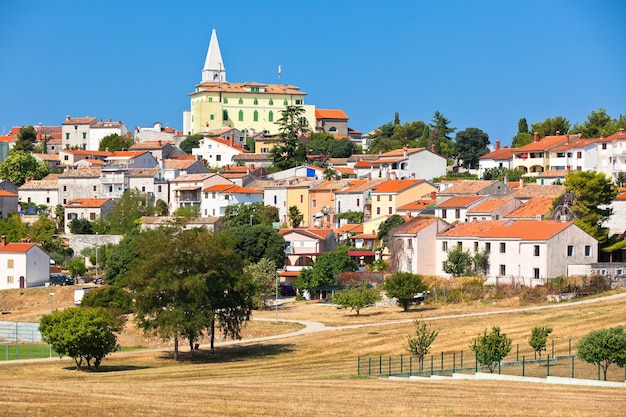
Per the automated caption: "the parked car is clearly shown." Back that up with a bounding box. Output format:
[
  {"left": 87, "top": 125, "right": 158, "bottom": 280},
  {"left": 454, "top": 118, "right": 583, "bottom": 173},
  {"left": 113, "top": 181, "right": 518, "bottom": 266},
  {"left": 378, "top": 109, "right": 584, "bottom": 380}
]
[
  {"left": 50, "top": 275, "right": 74, "bottom": 286},
  {"left": 279, "top": 285, "right": 296, "bottom": 297},
  {"left": 93, "top": 278, "right": 103, "bottom": 285}
]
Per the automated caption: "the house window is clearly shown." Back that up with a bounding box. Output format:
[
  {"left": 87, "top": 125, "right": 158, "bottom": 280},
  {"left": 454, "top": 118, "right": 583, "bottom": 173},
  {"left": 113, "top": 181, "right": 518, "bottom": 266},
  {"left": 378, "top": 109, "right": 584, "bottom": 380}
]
[
  {"left": 499, "top": 242, "right": 506, "bottom": 253},
  {"left": 269, "top": 98, "right": 273, "bottom": 105},
  {"left": 356, "top": 198, "right": 360, "bottom": 207},
  {"left": 388, "top": 207, "right": 393, "bottom": 214},
  {"left": 238, "top": 110, "right": 244, "bottom": 121},
  {"left": 216, "top": 155, "right": 221, "bottom": 162},
  {"left": 295, "top": 99, "right": 303, "bottom": 105},
  {"left": 158, "top": 185, "right": 162, "bottom": 193},
  {"left": 534, "top": 245, "right": 540, "bottom": 256},
  {"left": 64, "top": 155, "right": 69, "bottom": 161},
  {"left": 376, "top": 207, "right": 381, "bottom": 215},
  {"left": 65, "top": 133, "right": 70, "bottom": 139},
  {"left": 407, "top": 239, "right": 413, "bottom": 249},
  {"left": 90, "top": 213, "right": 96, "bottom": 220},
  {"left": 300, "top": 195, "right": 303, "bottom": 203},
  {"left": 210, "top": 114, "right": 214, "bottom": 120},
  {"left": 253, "top": 98, "right": 258, "bottom": 105},
  {"left": 312, "top": 200, "right": 317, "bottom": 208},
  {"left": 442, "top": 209, "right": 447, "bottom": 219},
  {"left": 455, "top": 209, "right": 460, "bottom": 219},
  {"left": 283, "top": 99, "right": 288, "bottom": 105},
  {"left": 46, "top": 197, "right": 50, "bottom": 203},
  {"left": 457, "top": 241, "right": 462, "bottom": 249},
  {"left": 208, "top": 97, "right": 213, "bottom": 102},
  {"left": 273, "top": 195, "right": 277, "bottom": 205},
  {"left": 82, "top": 132, "right": 87, "bottom": 139},
  {"left": 442, "top": 241, "right": 448, "bottom": 251},
  {"left": 63, "top": 186, "right": 67, "bottom": 191},
  {"left": 499, "top": 264, "right": 506, "bottom": 275},
  {"left": 7, "top": 259, "right": 13, "bottom": 269},
  {"left": 7, "top": 276, "right": 14, "bottom": 284},
  {"left": 376, "top": 195, "right": 380, "bottom": 202},
  {"left": 567, "top": 245, "right": 574, "bottom": 256},
  {"left": 585, "top": 245, "right": 592, "bottom": 257},
  {"left": 238, "top": 98, "right": 243, "bottom": 104},
  {"left": 474, "top": 242, "right": 479, "bottom": 252},
  {"left": 253, "top": 110, "right": 258, "bottom": 122},
  {"left": 577, "top": 151, "right": 582, "bottom": 159},
  {"left": 223, "top": 98, "right": 228, "bottom": 104},
  {"left": 223, "top": 110, "right": 229, "bottom": 121},
  {"left": 602, "top": 143, "right": 607, "bottom": 150},
  {"left": 268, "top": 111, "right": 273, "bottom": 122},
  {"left": 389, "top": 195, "right": 392, "bottom": 202},
  {"left": 337, "top": 201, "right": 341, "bottom": 212},
  {"left": 534, "top": 268, "right": 540, "bottom": 279}
]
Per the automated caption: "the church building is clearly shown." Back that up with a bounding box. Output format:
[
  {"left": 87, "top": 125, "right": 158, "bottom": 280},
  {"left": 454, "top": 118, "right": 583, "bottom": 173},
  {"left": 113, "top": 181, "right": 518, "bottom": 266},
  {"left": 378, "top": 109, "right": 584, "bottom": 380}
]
[{"left": 183, "top": 30, "right": 317, "bottom": 137}]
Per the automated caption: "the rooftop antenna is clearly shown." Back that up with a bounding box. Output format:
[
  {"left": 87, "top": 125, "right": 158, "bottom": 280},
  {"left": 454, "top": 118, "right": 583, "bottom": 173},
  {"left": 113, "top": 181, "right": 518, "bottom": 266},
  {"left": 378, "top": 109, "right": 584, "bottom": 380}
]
[{"left": 277, "top": 64, "right": 282, "bottom": 85}]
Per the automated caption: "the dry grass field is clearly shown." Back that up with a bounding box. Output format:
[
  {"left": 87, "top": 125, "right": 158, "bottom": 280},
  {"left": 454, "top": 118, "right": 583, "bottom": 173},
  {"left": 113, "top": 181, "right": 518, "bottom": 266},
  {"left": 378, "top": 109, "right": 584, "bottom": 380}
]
[{"left": 1, "top": 286, "right": 626, "bottom": 416}]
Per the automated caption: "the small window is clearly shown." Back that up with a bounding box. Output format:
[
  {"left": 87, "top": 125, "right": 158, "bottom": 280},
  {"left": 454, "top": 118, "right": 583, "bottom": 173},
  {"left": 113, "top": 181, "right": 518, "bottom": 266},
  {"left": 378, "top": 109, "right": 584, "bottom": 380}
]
[
  {"left": 141, "top": 186, "right": 146, "bottom": 192},
  {"left": 499, "top": 264, "right": 506, "bottom": 275},
  {"left": 82, "top": 132, "right": 87, "bottom": 139},
  {"left": 63, "top": 185, "right": 67, "bottom": 192},
  {"left": 455, "top": 209, "right": 460, "bottom": 219},
  {"left": 208, "top": 97, "right": 213, "bottom": 102},
  {"left": 567, "top": 245, "right": 574, "bottom": 257},
  {"left": 93, "top": 185, "right": 96, "bottom": 192},
  {"left": 442, "top": 209, "right": 447, "bottom": 219},
  {"left": 7, "top": 276, "right": 14, "bottom": 284},
  {"left": 312, "top": 200, "right": 317, "bottom": 208},
  {"left": 376, "top": 207, "right": 381, "bottom": 215},
  {"left": 238, "top": 98, "right": 243, "bottom": 104},
  {"left": 474, "top": 242, "right": 479, "bottom": 252},
  {"left": 65, "top": 133, "right": 70, "bottom": 139},
  {"left": 158, "top": 185, "right": 162, "bottom": 193},
  {"left": 253, "top": 110, "right": 258, "bottom": 122},
  {"left": 388, "top": 207, "right": 393, "bottom": 214},
  {"left": 283, "top": 99, "right": 288, "bottom": 105},
  {"left": 210, "top": 114, "right": 214, "bottom": 120},
  {"left": 253, "top": 98, "right": 258, "bottom": 105},
  {"left": 585, "top": 245, "right": 592, "bottom": 257},
  {"left": 216, "top": 155, "right": 221, "bottom": 162},
  {"left": 376, "top": 195, "right": 380, "bottom": 202},
  {"left": 442, "top": 241, "right": 448, "bottom": 251},
  {"left": 223, "top": 110, "right": 229, "bottom": 121},
  {"left": 356, "top": 198, "right": 360, "bottom": 207},
  {"left": 7, "top": 259, "right": 14, "bottom": 269},
  {"left": 90, "top": 213, "right": 96, "bottom": 220},
  {"left": 238, "top": 110, "right": 244, "bottom": 121},
  {"left": 269, "top": 111, "right": 273, "bottom": 122},
  {"left": 534, "top": 245, "right": 540, "bottom": 256},
  {"left": 457, "top": 242, "right": 462, "bottom": 249},
  {"left": 534, "top": 268, "right": 540, "bottom": 279},
  {"left": 269, "top": 98, "right": 273, "bottom": 105},
  {"left": 273, "top": 195, "right": 277, "bottom": 205},
  {"left": 388, "top": 195, "right": 392, "bottom": 202},
  {"left": 300, "top": 195, "right": 303, "bottom": 203},
  {"left": 223, "top": 98, "right": 229, "bottom": 104},
  {"left": 407, "top": 239, "right": 412, "bottom": 249}
]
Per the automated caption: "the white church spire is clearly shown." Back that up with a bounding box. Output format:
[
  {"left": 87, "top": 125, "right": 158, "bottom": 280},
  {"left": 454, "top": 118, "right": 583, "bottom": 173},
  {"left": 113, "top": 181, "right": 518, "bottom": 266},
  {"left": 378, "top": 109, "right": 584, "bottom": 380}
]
[{"left": 202, "top": 29, "right": 226, "bottom": 83}]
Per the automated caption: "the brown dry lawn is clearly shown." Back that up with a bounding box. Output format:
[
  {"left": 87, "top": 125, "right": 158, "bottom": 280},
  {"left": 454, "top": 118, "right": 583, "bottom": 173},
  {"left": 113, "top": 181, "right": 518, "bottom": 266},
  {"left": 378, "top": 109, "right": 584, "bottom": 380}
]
[{"left": 0, "top": 287, "right": 625, "bottom": 416}]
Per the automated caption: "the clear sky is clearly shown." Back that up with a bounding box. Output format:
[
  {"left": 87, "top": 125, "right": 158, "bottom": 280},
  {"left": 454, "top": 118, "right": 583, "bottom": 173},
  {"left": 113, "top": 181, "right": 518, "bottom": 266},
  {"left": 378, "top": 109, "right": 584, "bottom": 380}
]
[{"left": 1, "top": 0, "right": 624, "bottom": 146}]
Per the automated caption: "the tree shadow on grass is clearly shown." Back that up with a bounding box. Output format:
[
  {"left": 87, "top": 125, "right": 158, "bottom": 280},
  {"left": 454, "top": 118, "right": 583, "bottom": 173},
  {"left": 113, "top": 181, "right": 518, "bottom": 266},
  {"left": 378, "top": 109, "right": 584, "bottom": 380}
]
[
  {"left": 61, "top": 364, "right": 150, "bottom": 373},
  {"left": 399, "top": 307, "right": 438, "bottom": 313},
  {"left": 159, "top": 343, "right": 296, "bottom": 364}
]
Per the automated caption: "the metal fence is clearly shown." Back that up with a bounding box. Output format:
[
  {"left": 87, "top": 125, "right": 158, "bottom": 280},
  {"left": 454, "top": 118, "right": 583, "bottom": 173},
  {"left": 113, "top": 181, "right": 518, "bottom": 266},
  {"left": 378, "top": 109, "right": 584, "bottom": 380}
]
[
  {"left": 357, "top": 337, "right": 626, "bottom": 383},
  {"left": 0, "top": 321, "right": 56, "bottom": 360}
]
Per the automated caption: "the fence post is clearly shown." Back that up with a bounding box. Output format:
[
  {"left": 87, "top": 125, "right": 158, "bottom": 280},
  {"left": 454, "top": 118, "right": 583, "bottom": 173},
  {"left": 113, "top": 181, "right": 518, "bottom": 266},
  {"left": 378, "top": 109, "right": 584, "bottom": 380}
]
[
  {"left": 409, "top": 356, "right": 412, "bottom": 376},
  {"left": 568, "top": 338, "right": 572, "bottom": 356},
  {"left": 460, "top": 350, "right": 463, "bottom": 368},
  {"left": 516, "top": 344, "right": 519, "bottom": 361},
  {"left": 453, "top": 352, "right": 456, "bottom": 373},
  {"left": 547, "top": 356, "right": 550, "bottom": 377},
  {"left": 379, "top": 355, "right": 382, "bottom": 375},
  {"left": 571, "top": 356, "right": 575, "bottom": 379},
  {"left": 441, "top": 351, "right": 444, "bottom": 370},
  {"left": 551, "top": 338, "right": 555, "bottom": 359},
  {"left": 358, "top": 356, "right": 360, "bottom": 376},
  {"left": 388, "top": 357, "right": 391, "bottom": 376},
  {"left": 522, "top": 356, "right": 525, "bottom": 377},
  {"left": 400, "top": 354, "right": 403, "bottom": 374},
  {"left": 431, "top": 355, "right": 434, "bottom": 375}
]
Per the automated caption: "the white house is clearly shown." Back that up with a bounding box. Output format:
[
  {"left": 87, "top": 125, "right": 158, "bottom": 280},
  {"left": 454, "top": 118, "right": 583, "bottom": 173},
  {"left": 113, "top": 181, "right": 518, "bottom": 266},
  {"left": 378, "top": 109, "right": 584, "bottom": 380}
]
[
  {"left": 603, "top": 191, "right": 626, "bottom": 236},
  {"left": 334, "top": 178, "right": 387, "bottom": 224},
  {"left": 168, "top": 173, "right": 232, "bottom": 214},
  {"left": 390, "top": 216, "right": 450, "bottom": 275},
  {"left": 436, "top": 219, "right": 597, "bottom": 286},
  {"left": 0, "top": 237, "right": 50, "bottom": 289},
  {"left": 89, "top": 119, "right": 129, "bottom": 151},
  {"left": 201, "top": 183, "right": 263, "bottom": 217},
  {"left": 548, "top": 137, "right": 598, "bottom": 172},
  {"left": 597, "top": 128, "right": 626, "bottom": 182},
  {"left": 434, "top": 195, "right": 488, "bottom": 223},
  {"left": 61, "top": 115, "right": 97, "bottom": 150},
  {"left": 353, "top": 147, "right": 447, "bottom": 181},
  {"left": 64, "top": 198, "right": 115, "bottom": 234},
  {"left": 192, "top": 136, "right": 247, "bottom": 169},
  {"left": 18, "top": 174, "right": 60, "bottom": 213},
  {"left": 478, "top": 141, "right": 515, "bottom": 179}
]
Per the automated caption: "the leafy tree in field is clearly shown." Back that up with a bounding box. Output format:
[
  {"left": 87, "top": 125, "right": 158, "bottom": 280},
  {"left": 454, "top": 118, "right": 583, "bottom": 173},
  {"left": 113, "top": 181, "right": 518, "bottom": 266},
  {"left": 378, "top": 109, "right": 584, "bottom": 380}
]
[
  {"left": 472, "top": 249, "right": 490, "bottom": 277},
  {"left": 105, "top": 188, "right": 155, "bottom": 235},
  {"left": 429, "top": 111, "right": 456, "bottom": 158},
  {"left": 226, "top": 224, "right": 286, "bottom": 268},
  {"left": 367, "top": 121, "right": 396, "bottom": 154},
  {"left": 406, "top": 319, "right": 439, "bottom": 371},
  {"left": 296, "top": 246, "right": 359, "bottom": 292},
  {"left": 0, "top": 213, "right": 28, "bottom": 243},
  {"left": 455, "top": 128, "right": 489, "bottom": 169},
  {"left": 0, "top": 150, "right": 49, "bottom": 186},
  {"left": 378, "top": 214, "right": 405, "bottom": 248},
  {"left": 482, "top": 167, "right": 523, "bottom": 182},
  {"left": 442, "top": 245, "right": 473, "bottom": 277},
  {"left": 13, "top": 125, "right": 37, "bottom": 153},
  {"left": 383, "top": 272, "right": 428, "bottom": 311},
  {"left": 530, "top": 116, "right": 570, "bottom": 138},
  {"left": 68, "top": 218, "right": 93, "bottom": 234},
  {"left": 332, "top": 282, "right": 381, "bottom": 316},
  {"left": 39, "top": 307, "right": 122, "bottom": 370},
  {"left": 223, "top": 202, "right": 279, "bottom": 228},
  {"left": 470, "top": 326, "right": 512, "bottom": 373},
  {"left": 391, "top": 120, "right": 429, "bottom": 149},
  {"left": 563, "top": 170, "right": 617, "bottom": 242},
  {"left": 123, "top": 227, "right": 255, "bottom": 358},
  {"left": 27, "top": 215, "right": 57, "bottom": 245},
  {"left": 577, "top": 326, "right": 626, "bottom": 381},
  {"left": 529, "top": 326, "right": 552, "bottom": 362},
  {"left": 179, "top": 134, "right": 204, "bottom": 154},
  {"left": 98, "top": 133, "right": 134, "bottom": 152},
  {"left": 243, "top": 258, "right": 278, "bottom": 308},
  {"left": 105, "top": 231, "right": 140, "bottom": 286},
  {"left": 68, "top": 257, "right": 87, "bottom": 279},
  {"left": 271, "top": 105, "right": 308, "bottom": 170},
  {"left": 288, "top": 205, "right": 303, "bottom": 228}
]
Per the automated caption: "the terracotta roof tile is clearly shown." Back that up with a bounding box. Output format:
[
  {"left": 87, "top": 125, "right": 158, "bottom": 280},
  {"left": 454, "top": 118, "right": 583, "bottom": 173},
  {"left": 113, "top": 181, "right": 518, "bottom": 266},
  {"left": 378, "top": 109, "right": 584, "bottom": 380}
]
[
  {"left": 0, "top": 243, "right": 36, "bottom": 253},
  {"left": 373, "top": 179, "right": 425, "bottom": 193},
  {"left": 393, "top": 216, "right": 439, "bottom": 234},
  {"left": 0, "top": 190, "right": 18, "bottom": 197},
  {"left": 65, "top": 198, "right": 111, "bottom": 208},
  {"left": 505, "top": 197, "right": 554, "bottom": 219},
  {"left": 439, "top": 219, "right": 572, "bottom": 240},
  {"left": 315, "top": 109, "right": 349, "bottom": 119},
  {"left": 479, "top": 147, "right": 515, "bottom": 160},
  {"left": 437, "top": 195, "right": 486, "bottom": 208},
  {"left": 467, "top": 197, "right": 513, "bottom": 213},
  {"left": 440, "top": 180, "right": 496, "bottom": 195}
]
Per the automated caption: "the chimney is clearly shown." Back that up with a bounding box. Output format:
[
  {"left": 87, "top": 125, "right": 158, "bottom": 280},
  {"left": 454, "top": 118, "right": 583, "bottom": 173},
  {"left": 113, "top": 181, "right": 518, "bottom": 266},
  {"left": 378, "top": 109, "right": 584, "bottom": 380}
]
[
  {"left": 108, "top": 118, "right": 112, "bottom": 123},
  {"left": 520, "top": 177, "right": 524, "bottom": 188},
  {"left": 565, "top": 135, "right": 570, "bottom": 145},
  {"left": 555, "top": 131, "right": 560, "bottom": 136},
  {"left": 158, "top": 140, "right": 162, "bottom": 147},
  {"left": 403, "top": 145, "right": 408, "bottom": 158},
  {"left": 0, "top": 235, "right": 5, "bottom": 247},
  {"left": 533, "top": 132, "right": 539, "bottom": 142},
  {"left": 496, "top": 139, "right": 500, "bottom": 150},
  {"left": 431, "top": 144, "right": 436, "bottom": 153},
  {"left": 430, "top": 191, "right": 436, "bottom": 200}
]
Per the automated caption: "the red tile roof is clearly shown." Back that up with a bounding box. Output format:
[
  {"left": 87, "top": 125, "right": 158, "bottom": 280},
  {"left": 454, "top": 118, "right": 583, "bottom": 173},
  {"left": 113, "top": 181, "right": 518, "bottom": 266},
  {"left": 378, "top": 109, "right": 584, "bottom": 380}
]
[
  {"left": 0, "top": 243, "right": 36, "bottom": 253},
  {"left": 373, "top": 179, "right": 425, "bottom": 193},
  {"left": 514, "top": 134, "right": 571, "bottom": 152},
  {"left": 439, "top": 219, "right": 571, "bottom": 240},
  {"left": 0, "top": 190, "right": 18, "bottom": 197},
  {"left": 505, "top": 197, "right": 554, "bottom": 219},
  {"left": 479, "top": 147, "right": 515, "bottom": 160},
  {"left": 467, "top": 197, "right": 513, "bottom": 213},
  {"left": 437, "top": 195, "right": 485, "bottom": 208},
  {"left": 65, "top": 198, "right": 111, "bottom": 208},
  {"left": 315, "top": 109, "right": 349, "bottom": 120},
  {"left": 393, "top": 216, "right": 439, "bottom": 234}
]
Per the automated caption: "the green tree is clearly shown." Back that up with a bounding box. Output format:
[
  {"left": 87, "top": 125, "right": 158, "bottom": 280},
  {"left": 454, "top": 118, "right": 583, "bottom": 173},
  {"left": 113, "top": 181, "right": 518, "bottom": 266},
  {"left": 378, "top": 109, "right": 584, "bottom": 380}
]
[
  {"left": 0, "top": 213, "right": 28, "bottom": 243},
  {"left": 455, "top": 128, "right": 489, "bottom": 169},
  {"left": 68, "top": 257, "right": 87, "bottom": 279},
  {"left": 406, "top": 319, "right": 439, "bottom": 371},
  {"left": 391, "top": 120, "right": 429, "bottom": 149},
  {"left": 442, "top": 245, "right": 473, "bottom": 277},
  {"left": 470, "top": 326, "right": 512, "bottom": 373},
  {"left": 367, "top": 120, "right": 396, "bottom": 154},
  {"left": 288, "top": 205, "right": 303, "bottom": 228},
  {"left": 383, "top": 272, "right": 428, "bottom": 311},
  {"left": 0, "top": 150, "right": 50, "bottom": 186},
  {"left": 512, "top": 132, "right": 533, "bottom": 148},
  {"left": 322, "top": 167, "right": 338, "bottom": 180},
  {"left": 222, "top": 202, "right": 279, "bottom": 228},
  {"left": 271, "top": 105, "right": 308, "bottom": 170},
  {"left": 68, "top": 218, "right": 94, "bottom": 234},
  {"left": 570, "top": 108, "right": 615, "bottom": 138},
  {"left": 332, "top": 282, "right": 381, "bottom": 316},
  {"left": 472, "top": 249, "right": 490, "bottom": 277},
  {"left": 563, "top": 170, "right": 618, "bottom": 242},
  {"left": 482, "top": 167, "right": 523, "bottom": 181},
  {"left": 172, "top": 205, "right": 200, "bottom": 218},
  {"left": 377, "top": 214, "right": 405, "bottom": 248},
  {"left": 226, "top": 224, "right": 286, "bottom": 267},
  {"left": 577, "top": 326, "right": 626, "bottom": 381},
  {"left": 529, "top": 326, "right": 553, "bottom": 362},
  {"left": 39, "top": 307, "right": 122, "bottom": 370},
  {"left": 429, "top": 111, "right": 456, "bottom": 158},
  {"left": 326, "top": 137, "right": 355, "bottom": 158},
  {"left": 13, "top": 125, "right": 37, "bottom": 153},
  {"left": 243, "top": 258, "right": 278, "bottom": 308},
  {"left": 179, "top": 134, "right": 204, "bottom": 154},
  {"left": 27, "top": 215, "right": 57, "bottom": 245},
  {"left": 79, "top": 286, "right": 133, "bottom": 314},
  {"left": 530, "top": 116, "right": 571, "bottom": 138},
  {"left": 518, "top": 118, "right": 529, "bottom": 134},
  {"left": 98, "top": 133, "right": 134, "bottom": 152},
  {"left": 105, "top": 231, "right": 140, "bottom": 285},
  {"left": 122, "top": 227, "right": 255, "bottom": 358},
  {"left": 105, "top": 188, "right": 155, "bottom": 235},
  {"left": 296, "top": 246, "right": 359, "bottom": 292}
]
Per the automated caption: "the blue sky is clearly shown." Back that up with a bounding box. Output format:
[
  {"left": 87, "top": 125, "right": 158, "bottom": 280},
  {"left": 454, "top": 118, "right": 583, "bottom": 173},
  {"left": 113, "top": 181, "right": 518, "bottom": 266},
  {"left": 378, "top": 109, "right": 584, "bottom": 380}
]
[{"left": 1, "top": 0, "right": 624, "bottom": 146}]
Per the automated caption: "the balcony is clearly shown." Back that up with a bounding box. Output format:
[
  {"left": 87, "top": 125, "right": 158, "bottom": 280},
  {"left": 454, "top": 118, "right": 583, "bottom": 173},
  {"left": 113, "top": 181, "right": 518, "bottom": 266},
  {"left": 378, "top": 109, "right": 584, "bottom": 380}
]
[{"left": 100, "top": 173, "right": 127, "bottom": 185}]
